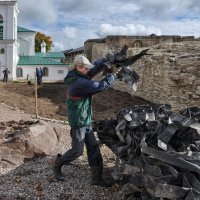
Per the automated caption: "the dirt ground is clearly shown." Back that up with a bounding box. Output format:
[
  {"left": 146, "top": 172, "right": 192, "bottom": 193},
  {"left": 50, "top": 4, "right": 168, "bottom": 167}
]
[{"left": 0, "top": 82, "right": 149, "bottom": 121}]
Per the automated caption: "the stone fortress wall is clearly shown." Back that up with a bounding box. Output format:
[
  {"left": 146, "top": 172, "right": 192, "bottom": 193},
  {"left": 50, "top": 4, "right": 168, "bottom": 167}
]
[{"left": 84, "top": 35, "right": 200, "bottom": 110}]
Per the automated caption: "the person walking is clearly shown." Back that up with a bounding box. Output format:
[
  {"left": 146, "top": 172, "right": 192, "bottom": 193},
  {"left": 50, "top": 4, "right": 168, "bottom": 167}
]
[
  {"left": 53, "top": 55, "right": 120, "bottom": 187},
  {"left": 36, "top": 67, "right": 42, "bottom": 85},
  {"left": 39, "top": 68, "right": 43, "bottom": 84},
  {"left": 2, "top": 68, "right": 10, "bottom": 82}
]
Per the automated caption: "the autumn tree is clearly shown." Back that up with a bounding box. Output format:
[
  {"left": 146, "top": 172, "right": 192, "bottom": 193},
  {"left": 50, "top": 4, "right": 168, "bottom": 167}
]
[{"left": 35, "top": 32, "right": 53, "bottom": 52}]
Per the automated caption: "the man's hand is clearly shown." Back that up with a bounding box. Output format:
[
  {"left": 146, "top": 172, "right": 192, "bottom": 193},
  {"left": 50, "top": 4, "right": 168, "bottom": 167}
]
[
  {"left": 102, "top": 65, "right": 122, "bottom": 77},
  {"left": 111, "top": 66, "right": 122, "bottom": 75}
]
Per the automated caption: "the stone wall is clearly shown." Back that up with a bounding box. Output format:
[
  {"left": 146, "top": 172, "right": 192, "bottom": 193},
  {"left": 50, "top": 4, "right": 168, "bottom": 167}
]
[
  {"left": 89, "top": 41, "right": 200, "bottom": 110},
  {"left": 84, "top": 38, "right": 105, "bottom": 61},
  {"left": 84, "top": 35, "right": 196, "bottom": 61}
]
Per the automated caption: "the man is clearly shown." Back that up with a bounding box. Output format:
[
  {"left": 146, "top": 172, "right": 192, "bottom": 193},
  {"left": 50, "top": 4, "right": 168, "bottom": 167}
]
[
  {"left": 36, "top": 67, "right": 42, "bottom": 85},
  {"left": 2, "top": 68, "right": 10, "bottom": 82},
  {"left": 53, "top": 55, "right": 120, "bottom": 187},
  {"left": 39, "top": 68, "right": 43, "bottom": 84}
]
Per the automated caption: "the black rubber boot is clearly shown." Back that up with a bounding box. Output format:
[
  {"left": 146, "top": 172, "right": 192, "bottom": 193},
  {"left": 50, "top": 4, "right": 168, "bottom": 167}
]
[
  {"left": 90, "top": 167, "right": 112, "bottom": 187},
  {"left": 53, "top": 154, "right": 65, "bottom": 181}
]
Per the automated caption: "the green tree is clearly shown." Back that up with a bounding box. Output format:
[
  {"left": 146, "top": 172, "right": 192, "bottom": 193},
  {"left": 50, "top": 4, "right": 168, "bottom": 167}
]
[{"left": 35, "top": 32, "right": 53, "bottom": 52}]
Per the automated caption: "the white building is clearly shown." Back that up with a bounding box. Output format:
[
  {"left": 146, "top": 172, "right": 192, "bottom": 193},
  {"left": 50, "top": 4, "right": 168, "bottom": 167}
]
[
  {"left": 0, "top": 0, "right": 69, "bottom": 82},
  {"left": 0, "top": 0, "right": 19, "bottom": 80}
]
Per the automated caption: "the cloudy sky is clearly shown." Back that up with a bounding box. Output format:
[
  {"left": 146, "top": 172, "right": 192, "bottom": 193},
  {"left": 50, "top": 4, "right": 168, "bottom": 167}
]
[{"left": 17, "top": 0, "right": 200, "bottom": 51}]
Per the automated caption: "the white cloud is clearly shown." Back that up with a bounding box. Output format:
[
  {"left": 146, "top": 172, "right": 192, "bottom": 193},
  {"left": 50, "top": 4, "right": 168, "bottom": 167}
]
[
  {"left": 98, "top": 24, "right": 162, "bottom": 36},
  {"left": 16, "top": 0, "right": 200, "bottom": 50},
  {"left": 63, "top": 27, "right": 78, "bottom": 39},
  {"left": 154, "top": 20, "right": 200, "bottom": 37},
  {"left": 53, "top": 42, "right": 65, "bottom": 52},
  {"left": 114, "top": 3, "right": 140, "bottom": 13},
  {"left": 17, "top": 0, "right": 57, "bottom": 25}
]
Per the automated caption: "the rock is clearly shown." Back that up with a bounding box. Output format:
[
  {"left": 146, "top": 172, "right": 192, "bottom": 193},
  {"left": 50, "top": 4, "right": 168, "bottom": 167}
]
[
  {"left": 0, "top": 120, "right": 68, "bottom": 173},
  {"left": 26, "top": 123, "right": 58, "bottom": 155}
]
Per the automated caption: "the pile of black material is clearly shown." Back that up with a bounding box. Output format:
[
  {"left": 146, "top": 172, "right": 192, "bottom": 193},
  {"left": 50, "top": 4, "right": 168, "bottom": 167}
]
[{"left": 93, "top": 104, "right": 200, "bottom": 200}]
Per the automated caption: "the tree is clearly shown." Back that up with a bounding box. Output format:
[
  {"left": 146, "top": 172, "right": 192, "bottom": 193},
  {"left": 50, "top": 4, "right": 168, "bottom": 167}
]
[{"left": 35, "top": 32, "right": 53, "bottom": 53}]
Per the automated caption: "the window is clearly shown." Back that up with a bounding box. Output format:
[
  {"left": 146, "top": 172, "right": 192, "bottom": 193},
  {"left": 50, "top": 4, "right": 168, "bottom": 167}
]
[
  {"left": 42, "top": 67, "right": 48, "bottom": 77},
  {"left": 0, "top": 48, "right": 4, "bottom": 54},
  {"left": 0, "top": 15, "right": 3, "bottom": 40},
  {"left": 0, "top": 26, "right": 3, "bottom": 40},
  {"left": 17, "top": 68, "right": 23, "bottom": 77},
  {"left": 58, "top": 70, "right": 64, "bottom": 74},
  {"left": 0, "top": 15, "right": 3, "bottom": 23}
]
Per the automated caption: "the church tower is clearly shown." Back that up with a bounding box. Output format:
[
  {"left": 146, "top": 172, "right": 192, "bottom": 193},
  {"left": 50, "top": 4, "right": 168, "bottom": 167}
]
[
  {"left": 0, "top": 0, "right": 19, "bottom": 81},
  {"left": 41, "top": 40, "right": 46, "bottom": 53}
]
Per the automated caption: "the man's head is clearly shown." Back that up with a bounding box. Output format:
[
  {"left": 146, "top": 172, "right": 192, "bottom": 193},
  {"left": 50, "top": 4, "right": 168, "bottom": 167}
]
[{"left": 74, "top": 56, "right": 93, "bottom": 75}]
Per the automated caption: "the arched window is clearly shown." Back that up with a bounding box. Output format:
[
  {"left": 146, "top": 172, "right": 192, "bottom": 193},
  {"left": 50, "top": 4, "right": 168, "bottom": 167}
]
[
  {"left": 17, "top": 67, "right": 23, "bottom": 77},
  {"left": 0, "top": 15, "right": 3, "bottom": 40},
  {"left": 0, "top": 15, "right": 3, "bottom": 23},
  {"left": 133, "top": 40, "right": 143, "bottom": 48},
  {"left": 0, "top": 48, "right": 4, "bottom": 54},
  {"left": 42, "top": 67, "right": 48, "bottom": 77}
]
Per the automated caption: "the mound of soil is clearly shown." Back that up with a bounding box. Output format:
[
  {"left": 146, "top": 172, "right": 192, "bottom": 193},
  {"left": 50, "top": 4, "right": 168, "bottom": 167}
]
[{"left": 0, "top": 82, "right": 149, "bottom": 121}]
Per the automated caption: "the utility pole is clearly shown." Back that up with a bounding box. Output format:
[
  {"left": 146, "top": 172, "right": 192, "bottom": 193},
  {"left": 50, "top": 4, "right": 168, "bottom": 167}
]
[{"left": 34, "top": 72, "right": 38, "bottom": 119}]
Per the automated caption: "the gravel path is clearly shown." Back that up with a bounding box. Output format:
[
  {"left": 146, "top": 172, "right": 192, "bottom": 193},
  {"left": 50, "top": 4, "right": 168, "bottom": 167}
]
[
  {"left": 0, "top": 117, "right": 124, "bottom": 200},
  {"left": 0, "top": 155, "right": 123, "bottom": 200}
]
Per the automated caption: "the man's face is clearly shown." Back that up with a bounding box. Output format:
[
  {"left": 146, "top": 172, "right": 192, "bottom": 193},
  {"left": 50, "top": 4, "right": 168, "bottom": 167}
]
[{"left": 77, "top": 65, "right": 90, "bottom": 75}]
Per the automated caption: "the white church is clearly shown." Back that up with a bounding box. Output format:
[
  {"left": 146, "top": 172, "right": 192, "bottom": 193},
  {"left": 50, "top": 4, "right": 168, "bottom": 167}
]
[{"left": 0, "top": 0, "right": 69, "bottom": 82}]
